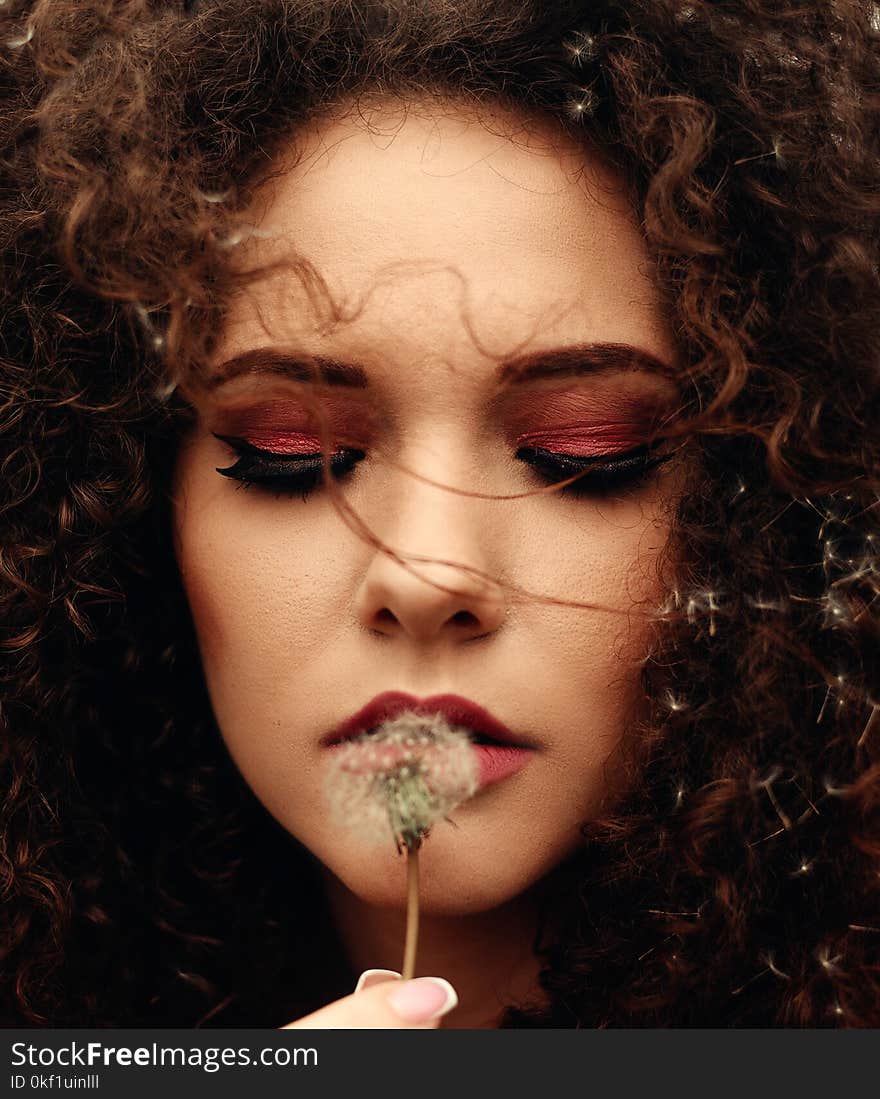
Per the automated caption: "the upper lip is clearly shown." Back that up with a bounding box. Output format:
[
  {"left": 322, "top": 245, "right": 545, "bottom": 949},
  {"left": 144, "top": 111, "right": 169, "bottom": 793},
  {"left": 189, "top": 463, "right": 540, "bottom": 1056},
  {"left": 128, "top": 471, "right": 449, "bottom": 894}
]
[{"left": 322, "top": 691, "right": 537, "bottom": 749}]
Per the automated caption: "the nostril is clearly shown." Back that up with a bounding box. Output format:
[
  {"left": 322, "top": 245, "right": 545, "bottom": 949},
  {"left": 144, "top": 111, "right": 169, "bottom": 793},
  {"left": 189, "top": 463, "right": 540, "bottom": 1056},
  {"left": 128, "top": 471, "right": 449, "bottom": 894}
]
[{"left": 451, "top": 610, "right": 479, "bottom": 627}]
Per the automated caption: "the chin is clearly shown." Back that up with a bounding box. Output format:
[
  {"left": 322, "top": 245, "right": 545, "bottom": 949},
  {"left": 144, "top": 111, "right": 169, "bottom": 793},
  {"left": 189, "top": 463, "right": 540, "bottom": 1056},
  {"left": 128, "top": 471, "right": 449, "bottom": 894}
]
[{"left": 313, "top": 832, "right": 547, "bottom": 916}]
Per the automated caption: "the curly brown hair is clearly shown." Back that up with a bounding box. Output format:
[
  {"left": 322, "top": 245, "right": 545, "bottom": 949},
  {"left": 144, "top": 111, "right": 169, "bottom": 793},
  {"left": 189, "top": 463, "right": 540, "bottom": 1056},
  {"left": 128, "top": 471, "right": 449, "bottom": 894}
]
[{"left": 1, "top": 0, "right": 878, "bottom": 1027}]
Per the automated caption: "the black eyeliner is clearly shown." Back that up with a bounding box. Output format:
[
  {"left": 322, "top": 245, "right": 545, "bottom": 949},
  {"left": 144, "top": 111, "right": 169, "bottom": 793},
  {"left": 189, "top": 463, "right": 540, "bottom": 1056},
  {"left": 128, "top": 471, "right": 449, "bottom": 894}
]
[{"left": 211, "top": 433, "right": 670, "bottom": 500}]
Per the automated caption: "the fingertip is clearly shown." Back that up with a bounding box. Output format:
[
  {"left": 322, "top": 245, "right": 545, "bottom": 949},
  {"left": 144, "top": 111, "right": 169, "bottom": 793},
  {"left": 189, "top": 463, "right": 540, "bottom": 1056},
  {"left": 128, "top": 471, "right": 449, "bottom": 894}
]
[
  {"left": 386, "top": 976, "right": 458, "bottom": 1024},
  {"left": 354, "top": 968, "right": 403, "bottom": 993}
]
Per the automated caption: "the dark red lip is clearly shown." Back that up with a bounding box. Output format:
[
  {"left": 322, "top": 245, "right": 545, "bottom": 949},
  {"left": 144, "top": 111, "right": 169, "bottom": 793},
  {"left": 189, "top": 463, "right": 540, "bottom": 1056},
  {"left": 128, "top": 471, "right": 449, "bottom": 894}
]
[{"left": 322, "top": 691, "right": 537, "bottom": 749}]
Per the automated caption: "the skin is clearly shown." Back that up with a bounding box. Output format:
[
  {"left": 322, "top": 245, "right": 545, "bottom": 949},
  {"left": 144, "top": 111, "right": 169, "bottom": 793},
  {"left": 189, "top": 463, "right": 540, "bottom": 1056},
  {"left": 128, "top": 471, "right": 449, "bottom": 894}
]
[{"left": 171, "top": 97, "right": 684, "bottom": 1027}]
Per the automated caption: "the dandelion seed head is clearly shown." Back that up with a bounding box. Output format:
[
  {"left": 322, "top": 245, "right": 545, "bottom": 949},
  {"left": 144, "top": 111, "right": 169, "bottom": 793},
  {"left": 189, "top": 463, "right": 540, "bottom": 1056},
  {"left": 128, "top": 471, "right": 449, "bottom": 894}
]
[{"left": 324, "top": 710, "right": 479, "bottom": 851}]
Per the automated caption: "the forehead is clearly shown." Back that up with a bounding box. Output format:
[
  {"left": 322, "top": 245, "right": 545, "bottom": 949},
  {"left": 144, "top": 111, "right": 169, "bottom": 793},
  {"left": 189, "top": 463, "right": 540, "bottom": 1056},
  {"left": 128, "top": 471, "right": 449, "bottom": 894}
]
[{"left": 221, "top": 98, "right": 675, "bottom": 373}]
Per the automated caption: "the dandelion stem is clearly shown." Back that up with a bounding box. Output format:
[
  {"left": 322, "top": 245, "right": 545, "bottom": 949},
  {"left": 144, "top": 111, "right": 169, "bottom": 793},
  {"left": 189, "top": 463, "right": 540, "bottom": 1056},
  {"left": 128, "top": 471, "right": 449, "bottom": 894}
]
[{"left": 402, "top": 843, "right": 420, "bottom": 980}]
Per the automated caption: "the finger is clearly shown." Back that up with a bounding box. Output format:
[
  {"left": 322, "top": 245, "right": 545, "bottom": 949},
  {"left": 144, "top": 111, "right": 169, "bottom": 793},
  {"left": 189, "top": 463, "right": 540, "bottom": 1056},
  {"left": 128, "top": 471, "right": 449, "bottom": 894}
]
[
  {"left": 280, "top": 976, "right": 457, "bottom": 1030},
  {"left": 353, "top": 968, "right": 402, "bottom": 993}
]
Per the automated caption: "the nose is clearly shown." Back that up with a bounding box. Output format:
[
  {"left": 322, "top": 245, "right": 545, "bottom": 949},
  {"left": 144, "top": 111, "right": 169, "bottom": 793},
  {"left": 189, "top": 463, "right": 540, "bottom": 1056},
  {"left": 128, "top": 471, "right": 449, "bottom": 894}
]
[{"left": 353, "top": 471, "right": 507, "bottom": 645}]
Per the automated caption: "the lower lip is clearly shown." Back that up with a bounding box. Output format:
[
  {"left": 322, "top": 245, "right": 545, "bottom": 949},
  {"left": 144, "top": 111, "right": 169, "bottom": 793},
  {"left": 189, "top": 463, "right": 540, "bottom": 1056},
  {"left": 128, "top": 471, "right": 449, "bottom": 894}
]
[{"left": 473, "top": 744, "right": 535, "bottom": 788}]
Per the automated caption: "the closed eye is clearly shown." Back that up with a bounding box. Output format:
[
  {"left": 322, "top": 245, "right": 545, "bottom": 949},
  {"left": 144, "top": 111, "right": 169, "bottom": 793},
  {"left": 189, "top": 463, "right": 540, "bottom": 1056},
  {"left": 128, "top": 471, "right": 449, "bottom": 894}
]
[
  {"left": 212, "top": 433, "right": 366, "bottom": 500},
  {"left": 211, "top": 433, "right": 672, "bottom": 502},
  {"left": 515, "top": 443, "right": 673, "bottom": 496}
]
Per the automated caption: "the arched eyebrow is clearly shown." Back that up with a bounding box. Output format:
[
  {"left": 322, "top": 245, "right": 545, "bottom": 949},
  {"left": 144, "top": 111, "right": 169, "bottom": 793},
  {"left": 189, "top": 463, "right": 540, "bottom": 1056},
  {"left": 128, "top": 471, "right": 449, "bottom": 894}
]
[
  {"left": 206, "top": 342, "right": 673, "bottom": 390},
  {"left": 206, "top": 348, "right": 369, "bottom": 390},
  {"left": 497, "top": 342, "right": 674, "bottom": 383}
]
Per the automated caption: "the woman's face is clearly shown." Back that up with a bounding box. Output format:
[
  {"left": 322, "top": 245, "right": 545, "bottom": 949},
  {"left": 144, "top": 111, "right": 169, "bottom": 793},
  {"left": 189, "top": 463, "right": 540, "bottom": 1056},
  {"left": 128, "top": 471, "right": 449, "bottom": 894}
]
[{"left": 172, "top": 100, "right": 681, "bottom": 915}]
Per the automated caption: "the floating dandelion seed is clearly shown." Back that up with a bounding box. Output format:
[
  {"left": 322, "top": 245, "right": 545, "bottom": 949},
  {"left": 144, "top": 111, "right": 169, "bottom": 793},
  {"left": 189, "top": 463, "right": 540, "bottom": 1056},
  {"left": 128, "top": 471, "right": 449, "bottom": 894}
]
[
  {"left": 858, "top": 703, "right": 880, "bottom": 749},
  {"left": 655, "top": 588, "right": 682, "bottom": 618},
  {"left": 751, "top": 765, "right": 792, "bottom": 830},
  {"left": 565, "top": 31, "right": 598, "bottom": 66},
  {"left": 154, "top": 376, "right": 180, "bottom": 402},
  {"left": 820, "top": 589, "right": 850, "bottom": 628},
  {"left": 325, "top": 711, "right": 478, "bottom": 978},
  {"left": 195, "top": 188, "right": 232, "bottom": 205},
  {"left": 663, "top": 690, "right": 689, "bottom": 713},
  {"left": 777, "top": 49, "right": 809, "bottom": 72},
  {"left": 566, "top": 86, "right": 596, "bottom": 122},
  {"left": 685, "top": 589, "right": 720, "bottom": 635},
  {"left": 706, "top": 591, "right": 719, "bottom": 635},
  {"left": 816, "top": 946, "right": 843, "bottom": 975},
  {"left": 747, "top": 594, "right": 785, "bottom": 612},
  {"left": 816, "top": 674, "right": 846, "bottom": 725},
  {"left": 6, "top": 23, "right": 34, "bottom": 48},
  {"left": 216, "top": 223, "right": 277, "bottom": 249},
  {"left": 822, "top": 775, "right": 850, "bottom": 798},
  {"left": 132, "top": 302, "right": 166, "bottom": 353},
  {"left": 762, "top": 952, "right": 791, "bottom": 981}
]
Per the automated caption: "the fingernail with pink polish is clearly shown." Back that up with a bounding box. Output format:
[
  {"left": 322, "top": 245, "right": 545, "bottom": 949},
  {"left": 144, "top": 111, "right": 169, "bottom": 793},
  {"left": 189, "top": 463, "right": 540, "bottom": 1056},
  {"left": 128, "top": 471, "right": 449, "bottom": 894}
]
[
  {"left": 354, "top": 968, "right": 402, "bottom": 993},
  {"left": 386, "top": 977, "right": 458, "bottom": 1023}
]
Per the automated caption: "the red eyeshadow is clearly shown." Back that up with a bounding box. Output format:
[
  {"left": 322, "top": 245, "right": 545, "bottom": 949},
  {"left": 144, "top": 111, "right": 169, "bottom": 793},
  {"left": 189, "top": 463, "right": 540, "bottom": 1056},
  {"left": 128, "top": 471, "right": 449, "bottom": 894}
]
[
  {"left": 238, "top": 429, "right": 331, "bottom": 454},
  {"left": 211, "top": 398, "right": 374, "bottom": 452},
  {"left": 514, "top": 423, "right": 651, "bottom": 455},
  {"left": 506, "top": 388, "right": 670, "bottom": 456}
]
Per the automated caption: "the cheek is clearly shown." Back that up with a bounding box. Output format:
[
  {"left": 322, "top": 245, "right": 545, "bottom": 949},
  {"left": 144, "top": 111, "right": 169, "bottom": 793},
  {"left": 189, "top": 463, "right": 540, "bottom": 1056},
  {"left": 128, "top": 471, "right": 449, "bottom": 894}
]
[
  {"left": 171, "top": 487, "right": 336, "bottom": 820},
  {"left": 172, "top": 452, "right": 228, "bottom": 668},
  {"left": 516, "top": 492, "right": 668, "bottom": 631},
  {"left": 514, "top": 495, "right": 669, "bottom": 741},
  {"left": 171, "top": 444, "right": 336, "bottom": 691},
  {"left": 170, "top": 473, "right": 354, "bottom": 861},
  {"left": 173, "top": 521, "right": 234, "bottom": 670},
  {"left": 174, "top": 522, "right": 338, "bottom": 690}
]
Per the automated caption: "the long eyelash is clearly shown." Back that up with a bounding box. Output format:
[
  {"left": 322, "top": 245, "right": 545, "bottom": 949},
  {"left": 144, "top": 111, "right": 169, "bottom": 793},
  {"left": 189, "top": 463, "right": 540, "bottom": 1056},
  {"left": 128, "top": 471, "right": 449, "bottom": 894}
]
[
  {"left": 515, "top": 443, "right": 672, "bottom": 496},
  {"left": 213, "top": 433, "right": 671, "bottom": 503},
  {"left": 213, "top": 433, "right": 365, "bottom": 500}
]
